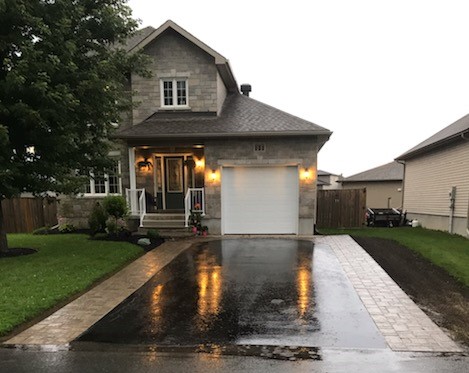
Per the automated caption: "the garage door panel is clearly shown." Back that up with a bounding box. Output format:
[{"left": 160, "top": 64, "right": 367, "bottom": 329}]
[{"left": 222, "top": 167, "right": 298, "bottom": 234}]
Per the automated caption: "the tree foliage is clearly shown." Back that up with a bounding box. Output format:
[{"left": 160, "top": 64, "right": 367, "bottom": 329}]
[{"left": 0, "top": 0, "right": 148, "bottom": 251}]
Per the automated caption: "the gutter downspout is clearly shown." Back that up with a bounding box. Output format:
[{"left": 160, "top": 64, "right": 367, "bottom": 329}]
[
  {"left": 449, "top": 186, "right": 456, "bottom": 234},
  {"left": 396, "top": 160, "right": 406, "bottom": 210}
]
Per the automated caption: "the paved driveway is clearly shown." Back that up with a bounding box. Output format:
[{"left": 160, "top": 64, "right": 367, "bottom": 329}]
[
  {"left": 75, "top": 239, "right": 385, "bottom": 352},
  {"left": 3, "top": 236, "right": 465, "bottom": 372}
]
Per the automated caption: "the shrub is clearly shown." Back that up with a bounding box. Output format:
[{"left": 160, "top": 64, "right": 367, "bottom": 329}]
[
  {"left": 103, "top": 195, "right": 128, "bottom": 219},
  {"left": 105, "top": 217, "right": 118, "bottom": 235},
  {"left": 88, "top": 202, "right": 108, "bottom": 235},
  {"left": 147, "top": 229, "right": 160, "bottom": 240}
]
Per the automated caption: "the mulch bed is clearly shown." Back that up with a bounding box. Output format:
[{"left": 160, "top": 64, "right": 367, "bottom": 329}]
[
  {"left": 352, "top": 236, "right": 469, "bottom": 348},
  {"left": 91, "top": 233, "right": 164, "bottom": 252},
  {"left": 0, "top": 248, "right": 38, "bottom": 258},
  {"left": 1, "top": 230, "right": 165, "bottom": 259}
]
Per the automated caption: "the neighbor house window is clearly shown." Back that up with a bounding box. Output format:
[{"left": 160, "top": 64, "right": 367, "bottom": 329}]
[
  {"left": 85, "top": 162, "right": 122, "bottom": 195},
  {"left": 160, "top": 79, "right": 188, "bottom": 107}
]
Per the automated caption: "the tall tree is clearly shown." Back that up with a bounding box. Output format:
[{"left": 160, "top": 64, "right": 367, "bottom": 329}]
[{"left": 0, "top": 0, "right": 148, "bottom": 252}]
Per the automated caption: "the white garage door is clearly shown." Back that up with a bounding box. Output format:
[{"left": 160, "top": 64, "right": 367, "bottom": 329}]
[{"left": 222, "top": 166, "right": 299, "bottom": 234}]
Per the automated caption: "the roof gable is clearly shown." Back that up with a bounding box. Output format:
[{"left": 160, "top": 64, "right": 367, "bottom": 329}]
[
  {"left": 128, "top": 20, "right": 226, "bottom": 63},
  {"left": 126, "top": 20, "right": 238, "bottom": 93},
  {"left": 397, "top": 113, "right": 469, "bottom": 160}
]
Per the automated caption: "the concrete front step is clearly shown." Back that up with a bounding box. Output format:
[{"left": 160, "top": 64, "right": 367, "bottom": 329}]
[
  {"left": 142, "top": 212, "right": 185, "bottom": 229},
  {"left": 141, "top": 221, "right": 185, "bottom": 229},
  {"left": 144, "top": 213, "right": 185, "bottom": 221}
]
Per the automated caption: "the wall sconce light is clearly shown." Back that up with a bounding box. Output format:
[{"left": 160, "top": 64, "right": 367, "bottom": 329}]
[
  {"left": 137, "top": 158, "right": 153, "bottom": 173},
  {"left": 301, "top": 168, "right": 313, "bottom": 181},
  {"left": 195, "top": 158, "right": 205, "bottom": 168},
  {"left": 210, "top": 169, "right": 217, "bottom": 182}
]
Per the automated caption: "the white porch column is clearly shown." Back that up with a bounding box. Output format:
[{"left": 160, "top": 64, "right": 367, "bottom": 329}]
[{"left": 128, "top": 146, "right": 138, "bottom": 215}]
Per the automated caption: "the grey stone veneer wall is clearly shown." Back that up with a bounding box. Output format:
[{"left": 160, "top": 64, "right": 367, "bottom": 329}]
[
  {"left": 57, "top": 196, "right": 104, "bottom": 229},
  {"left": 131, "top": 29, "right": 223, "bottom": 124},
  {"left": 203, "top": 137, "right": 319, "bottom": 235}
]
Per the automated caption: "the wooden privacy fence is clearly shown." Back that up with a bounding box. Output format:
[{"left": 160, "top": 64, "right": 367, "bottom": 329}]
[
  {"left": 1, "top": 197, "right": 58, "bottom": 233},
  {"left": 316, "top": 189, "right": 366, "bottom": 228}
]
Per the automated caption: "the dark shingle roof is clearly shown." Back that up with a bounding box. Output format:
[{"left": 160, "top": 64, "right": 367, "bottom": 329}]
[
  {"left": 317, "top": 169, "right": 339, "bottom": 176},
  {"left": 396, "top": 113, "right": 469, "bottom": 160},
  {"left": 341, "top": 161, "right": 404, "bottom": 182},
  {"left": 317, "top": 179, "right": 330, "bottom": 186},
  {"left": 116, "top": 94, "right": 331, "bottom": 140},
  {"left": 123, "top": 26, "right": 156, "bottom": 52}
]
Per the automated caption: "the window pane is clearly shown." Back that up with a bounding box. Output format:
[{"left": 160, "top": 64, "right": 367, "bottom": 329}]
[
  {"left": 85, "top": 182, "right": 91, "bottom": 194},
  {"left": 108, "top": 164, "right": 120, "bottom": 194},
  {"left": 163, "top": 81, "right": 173, "bottom": 106},
  {"left": 177, "top": 80, "right": 187, "bottom": 105},
  {"left": 94, "top": 174, "right": 106, "bottom": 194}
]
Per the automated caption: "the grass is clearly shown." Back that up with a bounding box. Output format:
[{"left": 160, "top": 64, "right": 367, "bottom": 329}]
[
  {"left": 321, "top": 227, "right": 469, "bottom": 287},
  {"left": 0, "top": 234, "right": 143, "bottom": 337}
]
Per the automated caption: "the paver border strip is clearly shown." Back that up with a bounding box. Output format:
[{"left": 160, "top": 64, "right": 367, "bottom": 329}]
[{"left": 316, "top": 235, "right": 462, "bottom": 353}]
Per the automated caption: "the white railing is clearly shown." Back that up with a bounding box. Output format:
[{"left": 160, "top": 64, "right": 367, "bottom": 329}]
[
  {"left": 138, "top": 189, "right": 146, "bottom": 227},
  {"left": 126, "top": 188, "right": 146, "bottom": 226},
  {"left": 185, "top": 188, "right": 205, "bottom": 227}
]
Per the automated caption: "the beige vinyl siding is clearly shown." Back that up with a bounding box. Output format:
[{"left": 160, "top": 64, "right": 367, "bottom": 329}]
[
  {"left": 403, "top": 141, "right": 469, "bottom": 218},
  {"left": 341, "top": 181, "right": 402, "bottom": 208}
]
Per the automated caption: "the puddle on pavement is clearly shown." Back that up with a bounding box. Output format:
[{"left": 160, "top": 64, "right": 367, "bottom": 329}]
[{"left": 74, "top": 239, "right": 386, "bottom": 355}]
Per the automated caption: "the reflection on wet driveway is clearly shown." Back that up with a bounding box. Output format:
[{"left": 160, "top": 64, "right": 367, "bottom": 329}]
[{"left": 76, "top": 239, "right": 386, "bottom": 349}]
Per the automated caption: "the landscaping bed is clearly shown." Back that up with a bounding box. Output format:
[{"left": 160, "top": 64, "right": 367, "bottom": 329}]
[{"left": 354, "top": 235, "right": 469, "bottom": 347}]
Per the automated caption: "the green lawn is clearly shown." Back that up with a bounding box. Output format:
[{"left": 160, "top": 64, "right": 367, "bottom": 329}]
[
  {"left": 0, "top": 234, "right": 143, "bottom": 337},
  {"left": 321, "top": 227, "right": 469, "bottom": 287}
]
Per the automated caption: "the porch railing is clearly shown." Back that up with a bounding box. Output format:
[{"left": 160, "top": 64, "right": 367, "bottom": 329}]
[
  {"left": 126, "top": 188, "right": 146, "bottom": 226},
  {"left": 185, "top": 188, "right": 205, "bottom": 227}
]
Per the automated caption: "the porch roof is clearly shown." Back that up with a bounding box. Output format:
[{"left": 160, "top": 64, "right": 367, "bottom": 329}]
[{"left": 116, "top": 94, "right": 332, "bottom": 141}]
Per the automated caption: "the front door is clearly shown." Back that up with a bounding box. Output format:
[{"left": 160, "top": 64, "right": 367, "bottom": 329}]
[{"left": 163, "top": 156, "right": 185, "bottom": 210}]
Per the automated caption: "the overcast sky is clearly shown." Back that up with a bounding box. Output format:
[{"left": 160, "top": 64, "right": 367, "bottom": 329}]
[{"left": 128, "top": 0, "right": 469, "bottom": 177}]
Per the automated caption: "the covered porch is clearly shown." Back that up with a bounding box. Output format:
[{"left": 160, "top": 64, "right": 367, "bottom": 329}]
[{"left": 126, "top": 145, "right": 206, "bottom": 228}]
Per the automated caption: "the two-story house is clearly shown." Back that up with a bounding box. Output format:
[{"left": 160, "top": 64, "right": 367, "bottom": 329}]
[{"left": 59, "top": 20, "right": 331, "bottom": 235}]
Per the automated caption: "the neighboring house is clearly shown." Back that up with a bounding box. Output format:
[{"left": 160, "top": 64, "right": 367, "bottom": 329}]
[
  {"left": 340, "top": 162, "right": 404, "bottom": 208},
  {"left": 59, "top": 20, "right": 331, "bottom": 235},
  {"left": 317, "top": 170, "right": 342, "bottom": 190},
  {"left": 396, "top": 114, "right": 469, "bottom": 237}
]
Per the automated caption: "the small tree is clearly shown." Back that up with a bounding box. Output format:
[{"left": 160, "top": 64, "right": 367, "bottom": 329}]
[{"left": 0, "top": 0, "right": 148, "bottom": 252}]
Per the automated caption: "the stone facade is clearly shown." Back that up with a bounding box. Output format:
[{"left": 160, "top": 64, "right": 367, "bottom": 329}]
[
  {"left": 131, "top": 29, "right": 224, "bottom": 125},
  {"left": 57, "top": 196, "right": 104, "bottom": 229},
  {"left": 203, "top": 137, "right": 319, "bottom": 235}
]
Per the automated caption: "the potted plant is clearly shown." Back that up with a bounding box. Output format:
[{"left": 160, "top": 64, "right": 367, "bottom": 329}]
[
  {"left": 201, "top": 225, "right": 208, "bottom": 237},
  {"left": 189, "top": 210, "right": 202, "bottom": 235}
]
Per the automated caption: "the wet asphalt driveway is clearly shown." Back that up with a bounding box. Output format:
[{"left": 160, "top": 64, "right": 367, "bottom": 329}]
[{"left": 75, "top": 239, "right": 385, "bottom": 352}]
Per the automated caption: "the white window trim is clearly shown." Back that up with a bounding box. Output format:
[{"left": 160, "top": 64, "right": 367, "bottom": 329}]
[
  {"left": 84, "top": 161, "right": 122, "bottom": 197},
  {"left": 160, "top": 78, "right": 190, "bottom": 109}
]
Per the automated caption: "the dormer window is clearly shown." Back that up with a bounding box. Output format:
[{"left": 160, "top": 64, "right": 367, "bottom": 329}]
[{"left": 161, "top": 78, "right": 188, "bottom": 108}]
